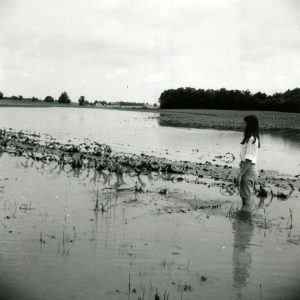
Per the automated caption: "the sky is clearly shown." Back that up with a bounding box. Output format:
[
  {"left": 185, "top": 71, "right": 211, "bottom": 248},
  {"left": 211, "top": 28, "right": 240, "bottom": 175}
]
[{"left": 0, "top": 0, "right": 300, "bottom": 103}]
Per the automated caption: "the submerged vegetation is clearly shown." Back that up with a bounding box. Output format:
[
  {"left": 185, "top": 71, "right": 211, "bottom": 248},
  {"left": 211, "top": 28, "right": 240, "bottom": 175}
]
[{"left": 0, "top": 128, "right": 298, "bottom": 201}]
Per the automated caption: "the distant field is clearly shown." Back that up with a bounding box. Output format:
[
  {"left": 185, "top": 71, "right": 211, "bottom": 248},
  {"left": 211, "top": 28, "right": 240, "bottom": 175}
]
[
  {"left": 158, "top": 109, "right": 300, "bottom": 133},
  {"left": 0, "top": 99, "right": 78, "bottom": 107},
  {"left": 0, "top": 99, "right": 152, "bottom": 109}
]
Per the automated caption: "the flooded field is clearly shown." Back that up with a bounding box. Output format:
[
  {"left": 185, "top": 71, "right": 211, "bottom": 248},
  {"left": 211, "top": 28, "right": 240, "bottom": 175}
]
[
  {"left": 0, "top": 107, "right": 300, "bottom": 300},
  {"left": 0, "top": 107, "right": 299, "bottom": 174},
  {"left": 0, "top": 153, "right": 299, "bottom": 300}
]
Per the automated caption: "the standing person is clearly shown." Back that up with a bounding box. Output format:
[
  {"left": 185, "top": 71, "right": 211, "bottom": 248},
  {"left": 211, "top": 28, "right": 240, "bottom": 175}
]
[{"left": 236, "top": 115, "right": 260, "bottom": 211}]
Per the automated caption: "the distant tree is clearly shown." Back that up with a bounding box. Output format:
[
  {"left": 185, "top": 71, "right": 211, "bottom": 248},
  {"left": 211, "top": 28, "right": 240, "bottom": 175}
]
[
  {"left": 282, "top": 88, "right": 300, "bottom": 112},
  {"left": 0, "top": 91, "right": 3, "bottom": 99},
  {"left": 18, "top": 95, "right": 23, "bottom": 100},
  {"left": 58, "top": 92, "right": 71, "bottom": 104},
  {"left": 94, "top": 100, "right": 107, "bottom": 106},
  {"left": 31, "top": 97, "right": 38, "bottom": 102},
  {"left": 78, "top": 96, "right": 85, "bottom": 106},
  {"left": 44, "top": 96, "right": 54, "bottom": 102},
  {"left": 153, "top": 103, "right": 158, "bottom": 107},
  {"left": 11, "top": 95, "right": 19, "bottom": 100},
  {"left": 254, "top": 91, "right": 267, "bottom": 101}
]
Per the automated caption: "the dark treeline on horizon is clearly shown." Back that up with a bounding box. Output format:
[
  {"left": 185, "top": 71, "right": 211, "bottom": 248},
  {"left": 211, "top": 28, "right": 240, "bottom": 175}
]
[{"left": 159, "top": 87, "right": 300, "bottom": 112}]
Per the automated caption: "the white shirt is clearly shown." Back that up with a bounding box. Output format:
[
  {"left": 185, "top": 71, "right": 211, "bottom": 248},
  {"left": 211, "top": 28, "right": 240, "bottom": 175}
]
[{"left": 240, "top": 136, "right": 259, "bottom": 164}]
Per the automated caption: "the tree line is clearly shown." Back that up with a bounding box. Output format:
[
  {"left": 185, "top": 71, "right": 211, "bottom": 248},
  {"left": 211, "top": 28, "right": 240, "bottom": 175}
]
[
  {"left": 0, "top": 91, "right": 71, "bottom": 104},
  {"left": 159, "top": 87, "right": 300, "bottom": 112},
  {"left": 0, "top": 91, "right": 149, "bottom": 107}
]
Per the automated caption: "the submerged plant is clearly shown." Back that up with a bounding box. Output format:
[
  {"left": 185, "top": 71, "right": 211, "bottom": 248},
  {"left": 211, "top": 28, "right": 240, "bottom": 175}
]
[
  {"left": 91, "top": 186, "right": 112, "bottom": 213},
  {"left": 286, "top": 208, "right": 293, "bottom": 229}
]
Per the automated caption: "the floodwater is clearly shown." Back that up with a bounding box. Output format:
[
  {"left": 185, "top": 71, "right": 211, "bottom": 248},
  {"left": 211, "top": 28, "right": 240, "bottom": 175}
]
[
  {"left": 0, "top": 107, "right": 300, "bottom": 300},
  {"left": 0, "top": 107, "right": 299, "bottom": 174},
  {"left": 0, "top": 154, "right": 299, "bottom": 300}
]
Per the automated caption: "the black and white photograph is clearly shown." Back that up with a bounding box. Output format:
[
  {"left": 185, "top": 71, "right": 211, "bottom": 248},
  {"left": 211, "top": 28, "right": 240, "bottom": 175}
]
[{"left": 0, "top": 0, "right": 299, "bottom": 299}]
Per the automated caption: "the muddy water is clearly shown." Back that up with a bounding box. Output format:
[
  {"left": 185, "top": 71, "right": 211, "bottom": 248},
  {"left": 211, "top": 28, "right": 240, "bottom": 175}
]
[
  {"left": 0, "top": 107, "right": 299, "bottom": 175},
  {"left": 0, "top": 154, "right": 300, "bottom": 300}
]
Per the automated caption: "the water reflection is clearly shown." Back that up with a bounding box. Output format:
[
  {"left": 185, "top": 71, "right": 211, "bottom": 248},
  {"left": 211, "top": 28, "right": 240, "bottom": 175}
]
[{"left": 232, "top": 211, "right": 254, "bottom": 299}]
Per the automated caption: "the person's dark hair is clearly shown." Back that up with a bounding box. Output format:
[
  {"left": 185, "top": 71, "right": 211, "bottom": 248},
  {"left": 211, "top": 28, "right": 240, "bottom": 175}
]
[{"left": 241, "top": 115, "right": 260, "bottom": 148}]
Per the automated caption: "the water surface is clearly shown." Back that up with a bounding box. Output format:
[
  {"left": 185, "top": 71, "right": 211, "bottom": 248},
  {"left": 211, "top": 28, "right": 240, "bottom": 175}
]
[
  {"left": 0, "top": 154, "right": 299, "bottom": 300},
  {"left": 0, "top": 107, "right": 299, "bottom": 174}
]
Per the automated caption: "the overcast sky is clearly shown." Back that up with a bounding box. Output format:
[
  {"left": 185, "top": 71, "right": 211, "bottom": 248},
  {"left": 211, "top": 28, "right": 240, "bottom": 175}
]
[{"left": 0, "top": 0, "right": 299, "bottom": 103}]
